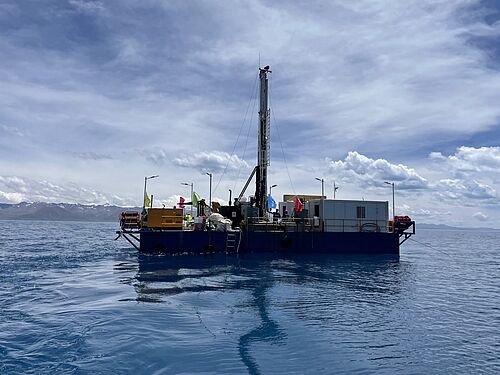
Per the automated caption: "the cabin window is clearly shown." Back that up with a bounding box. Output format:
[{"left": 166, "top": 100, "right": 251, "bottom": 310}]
[
  {"left": 314, "top": 204, "right": 320, "bottom": 217},
  {"left": 356, "top": 206, "right": 366, "bottom": 219}
]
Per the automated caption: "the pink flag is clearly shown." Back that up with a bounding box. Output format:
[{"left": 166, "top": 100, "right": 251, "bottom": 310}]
[{"left": 179, "top": 196, "right": 185, "bottom": 209}]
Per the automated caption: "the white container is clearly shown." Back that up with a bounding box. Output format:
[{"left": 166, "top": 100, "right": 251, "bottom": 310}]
[{"left": 308, "top": 199, "right": 389, "bottom": 232}]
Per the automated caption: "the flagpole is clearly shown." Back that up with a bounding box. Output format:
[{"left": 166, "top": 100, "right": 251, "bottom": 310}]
[
  {"left": 143, "top": 177, "right": 147, "bottom": 210},
  {"left": 316, "top": 178, "right": 325, "bottom": 231},
  {"left": 206, "top": 173, "right": 213, "bottom": 209},
  {"left": 269, "top": 184, "right": 277, "bottom": 213},
  {"left": 182, "top": 182, "right": 195, "bottom": 216},
  {"left": 190, "top": 183, "right": 193, "bottom": 216},
  {"left": 143, "top": 175, "right": 159, "bottom": 210}
]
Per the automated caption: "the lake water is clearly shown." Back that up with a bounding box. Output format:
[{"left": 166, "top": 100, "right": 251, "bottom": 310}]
[{"left": 0, "top": 220, "right": 498, "bottom": 374}]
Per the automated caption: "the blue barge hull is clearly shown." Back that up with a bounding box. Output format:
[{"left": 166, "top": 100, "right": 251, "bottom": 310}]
[{"left": 139, "top": 230, "right": 400, "bottom": 255}]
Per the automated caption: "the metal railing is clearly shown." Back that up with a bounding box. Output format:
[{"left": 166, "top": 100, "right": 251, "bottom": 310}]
[
  {"left": 323, "top": 219, "right": 390, "bottom": 233},
  {"left": 245, "top": 217, "right": 392, "bottom": 233}
]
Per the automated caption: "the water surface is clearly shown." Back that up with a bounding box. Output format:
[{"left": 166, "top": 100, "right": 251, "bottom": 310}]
[{"left": 0, "top": 221, "right": 498, "bottom": 374}]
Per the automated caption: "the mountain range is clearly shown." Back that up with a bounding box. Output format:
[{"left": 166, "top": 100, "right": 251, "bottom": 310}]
[{"left": 0, "top": 202, "right": 140, "bottom": 222}]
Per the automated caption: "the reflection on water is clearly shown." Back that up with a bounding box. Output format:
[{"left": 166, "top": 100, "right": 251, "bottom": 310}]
[
  {"left": 128, "top": 253, "right": 406, "bottom": 302},
  {"left": 121, "top": 253, "right": 408, "bottom": 374},
  {"left": 2, "top": 222, "right": 499, "bottom": 374},
  {"left": 238, "top": 276, "right": 286, "bottom": 375}
]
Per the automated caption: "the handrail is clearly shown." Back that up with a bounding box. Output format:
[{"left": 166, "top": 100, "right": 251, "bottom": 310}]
[{"left": 245, "top": 217, "right": 392, "bottom": 233}]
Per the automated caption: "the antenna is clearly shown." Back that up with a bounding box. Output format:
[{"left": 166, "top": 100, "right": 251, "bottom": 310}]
[{"left": 333, "top": 181, "right": 339, "bottom": 199}]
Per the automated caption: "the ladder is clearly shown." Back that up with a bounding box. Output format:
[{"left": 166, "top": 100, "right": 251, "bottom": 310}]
[{"left": 226, "top": 232, "right": 238, "bottom": 253}]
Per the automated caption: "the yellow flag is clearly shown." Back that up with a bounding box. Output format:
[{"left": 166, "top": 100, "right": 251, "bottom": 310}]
[{"left": 144, "top": 192, "right": 151, "bottom": 208}]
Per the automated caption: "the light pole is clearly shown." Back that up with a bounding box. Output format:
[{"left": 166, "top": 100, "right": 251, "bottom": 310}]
[
  {"left": 315, "top": 178, "right": 324, "bottom": 198},
  {"left": 269, "top": 184, "right": 277, "bottom": 196},
  {"left": 143, "top": 175, "right": 159, "bottom": 209},
  {"left": 206, "top": 172, "right": 212, "bottom": 208},
  {"left": 316, "top": 177, "right": 325, "bottom": 231},
  {"left": 385, "top": 181, "right": 395, "bottom": 220},
  {"left": 181, "top": 182, "right": 194, "bottom": 216}
]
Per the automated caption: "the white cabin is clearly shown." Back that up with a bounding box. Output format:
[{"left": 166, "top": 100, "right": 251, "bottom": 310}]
[{"left": 279, "top": 199, "right": 389, "bottom": 232}]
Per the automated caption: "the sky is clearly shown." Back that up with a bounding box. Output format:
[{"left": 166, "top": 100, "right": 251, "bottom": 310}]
[{"left": 1, "top": 0, "right": 500, "bottom": 227}]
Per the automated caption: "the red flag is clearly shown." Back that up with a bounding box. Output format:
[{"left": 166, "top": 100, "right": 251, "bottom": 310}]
[
  {"left": 294, "top": 196, "right": 303, "bottom": 212},
  {"left": 179, "top": 196, "right": 185, "bottom": 209}
]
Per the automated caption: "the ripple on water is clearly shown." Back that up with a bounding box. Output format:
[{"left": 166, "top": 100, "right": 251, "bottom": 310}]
[{"left": 0, "top": 222, "right": 499, "bottom": 374}]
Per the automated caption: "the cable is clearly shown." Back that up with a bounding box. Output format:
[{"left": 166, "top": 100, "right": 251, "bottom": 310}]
[
  {"left": 233, "top": 82, "right": 258, "bottom": 194},
  {"left": 408, "top": 237, "right": 453, "bottom": 257},
  {"left": 269, "top": 74, "right": 296, "bottom": 195},
  {"left": 213, "top": 73, "right": 259, "bottom": 195}
]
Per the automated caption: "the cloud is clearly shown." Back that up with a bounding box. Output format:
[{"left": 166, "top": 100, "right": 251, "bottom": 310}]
[
  {"left": 173, "top": 151, "right": 250, "bottom": 174},
  {"left": 0, "top": 176, "right": 133, "bottom": 205},
  {"left": 139, "top": 147, "right": 170, "bottom": 166},
  {"left": 1, "top": 1, "right": 500, "bottom": 226},
  {"left": 435, "top": 178, "right": 498, "bottom": 204},
  {"left": 4, "top": 0, "right": 500, "bottom": 163},
  {"left": 0, "top": 191, "right": 24, "bottom": 203},
  {"left": 68, "top": 0, "right": 104, "bottom": 14},
  {"left": 415, "top": 208, "right": 452, "bottom": 218},
  {"left": 429, "top": 146, "right": 500, "bottom": 172},
  {"left": 398, "top": 203, "right": 452, "bottom": 219},
  {"left": 1, "top": 124, "right": 25, "bottom": 137},
  {"left": 156, "top": 194, "right": 183, "bottom": 208},
  {"left": 327, "top": 151, "right": 428, "bottom": 190},
  {"left": 473, "top": 211, "right": 488, "bottom": 221},
  {"left": 73, "top": 152, "right": 112, "bottom": 160},
  {"left": 326, "top": 151, "right": 499, "bottom": 206},
  {"left": 115, "top": 38, "right": 147, "bottom": 65}
]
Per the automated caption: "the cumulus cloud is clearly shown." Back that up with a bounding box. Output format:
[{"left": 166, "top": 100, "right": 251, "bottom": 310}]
[
  {"left": 435, "top": 178, "right": 498, "bottom": 204},
  {"left": 173, "top": 151, "right": 250, "bottom": 174},
  {"left": 473, "top": 211, "right": 488, "bottom": 221},
  {"left": 327, "top": 151, "right": 428, "bottom": 190},
  {"left": 430, "top": 146, "right": 500, "bottom": 172},
  {"left": 0, "top": 176, "right": 133, "bottom": 206},
  {"left": 327, "top": 151, "right": 500, "bottom": 206}
]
